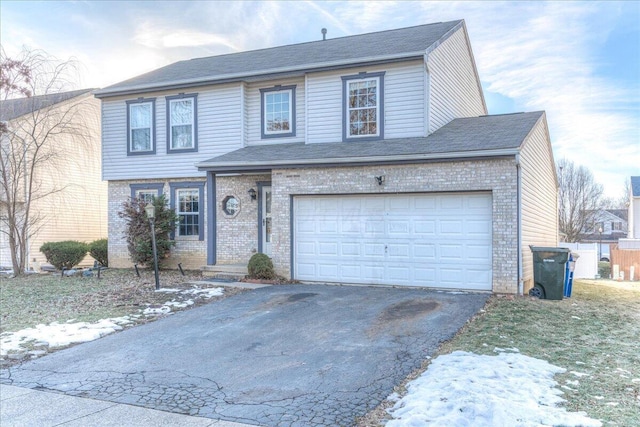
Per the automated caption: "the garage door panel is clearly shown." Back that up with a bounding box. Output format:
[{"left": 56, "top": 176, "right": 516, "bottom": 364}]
[
  {"left": 364, "top": 220, "right": 385, "bottom": 235},
  {"left": 440, "top": 220, "right": 464, "bottom": 235},
  {"left": 318, "top": 242, "right": 338, "bottom": 256},
  {"left": 294, "top": 193, "right": 492, "bottom": 290},
  {"left": 414, "top": 220, "right": 436, "bottom": 235},
  {"left": 414, "top": 244, "right": 436, "bottom": 260},
  {"left": 341, "top": 243, "right": 360, "bottom": 256},
  {"left": 388, "top": 243, "right": 410, "bottom": 257}
]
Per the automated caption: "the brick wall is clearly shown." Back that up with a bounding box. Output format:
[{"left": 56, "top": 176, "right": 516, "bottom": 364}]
[
  {"left": 215, "top": 174, "right": 270, "bottom": 263},
  {"left": 108, "top": 178, "right": 207, "bottom": 270}
]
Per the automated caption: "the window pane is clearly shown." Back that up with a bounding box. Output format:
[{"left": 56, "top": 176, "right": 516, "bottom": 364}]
[
  {"left": 347, "top": 78, "right": 378, "bottom": 137},
  {"left": 136, "top": 190, "right": 156, "bottom": 203},
  {"left": 177, "top": 189, "right": 199, "bottom": 236},
  {"left": 132, "top": 128, "right": 151, "bottom": 151},
  {"left": 171, "top": 125, "right": 193, "bottom": 149},
  {"left": 264, "top": 90, "right": 291, "bottom": 133},
  {"left": 171, "top": 99, "right": 193, "bottom": 125},
  {"left": 131, "top": 104, "right": 151, "bottom": 128}
]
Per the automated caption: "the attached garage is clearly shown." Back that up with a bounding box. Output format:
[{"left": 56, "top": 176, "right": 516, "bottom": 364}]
[{"left": 293, "top": 192, "right": 493, "bottom": 290}]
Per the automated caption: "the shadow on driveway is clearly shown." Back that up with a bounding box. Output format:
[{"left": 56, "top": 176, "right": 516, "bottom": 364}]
[{"left": 1, "top": 284, "right": 488, "bottom": 427}]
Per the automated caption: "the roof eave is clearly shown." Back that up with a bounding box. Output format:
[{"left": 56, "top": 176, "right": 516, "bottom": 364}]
[
  {"left": 94, "top": 52, "right": 426, "bottom": 99},
  {"left": 196, "top": 148, "right": 520, "bottom": 173}
]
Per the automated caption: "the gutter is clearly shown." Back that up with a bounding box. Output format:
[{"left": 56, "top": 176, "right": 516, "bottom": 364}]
[
  {"left": 196, "top": 148, "right": 520, "bottom": 171},
  {"left": 94, "top": 52, "right": 426, "bottom": 99}
]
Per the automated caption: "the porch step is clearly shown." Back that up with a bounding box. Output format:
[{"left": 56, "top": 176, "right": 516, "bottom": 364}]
[{"left": 201, "top": 264, "right": 247, "bottom": 281}]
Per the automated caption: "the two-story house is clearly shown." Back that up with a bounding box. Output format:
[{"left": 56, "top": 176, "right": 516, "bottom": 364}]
[
  {"left": 95, "top": 20, "right": 558, "bottom": 294},
  {"left": 0, "top": 89, "right": 107, "bottom": 271}
]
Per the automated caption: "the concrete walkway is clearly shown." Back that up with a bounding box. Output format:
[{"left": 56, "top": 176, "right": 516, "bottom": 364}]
[{"left": 1, "top": 384, "right": 260, "bottom": 427}]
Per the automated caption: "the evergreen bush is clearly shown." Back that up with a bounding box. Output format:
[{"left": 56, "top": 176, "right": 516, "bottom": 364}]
[
  {"left": 40, "top": 241, "right": 89, "bottom": 270},
  {"left": 89, "top": 238, "right": 108, "bottom": 267},
  {"left": 247, "top": 253, "right": 276, "bottom": 280},
  {"left": 118, "top": 195, "right": 177, "bottom": 267}
]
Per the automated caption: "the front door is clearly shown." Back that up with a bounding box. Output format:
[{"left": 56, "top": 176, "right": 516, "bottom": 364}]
[{"left": 261, "top": 185, "right": 272, "bottom": 256}]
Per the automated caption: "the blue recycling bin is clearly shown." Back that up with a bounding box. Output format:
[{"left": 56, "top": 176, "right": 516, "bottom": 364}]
[{"left": 564, "top": 252, "right": 578, "bottom": 297}]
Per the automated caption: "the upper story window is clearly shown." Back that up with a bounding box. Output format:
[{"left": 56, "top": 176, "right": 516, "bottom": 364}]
[
  {"left": 127, "top": 98, "right": 156, "bottom": 155},
  {"left": 260, "top": 85, "right": 296, "bottom": 138},
  {"left": 166, "top": 94, "right": 198, "bottom": 153},
  {"left": 342, "top": 72, "right": 385, "bottom": 141}
]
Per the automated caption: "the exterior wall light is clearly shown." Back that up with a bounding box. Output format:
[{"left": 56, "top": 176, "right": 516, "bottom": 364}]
[{"left": 248, "top": 188, "right": 257, "bottom": 200}]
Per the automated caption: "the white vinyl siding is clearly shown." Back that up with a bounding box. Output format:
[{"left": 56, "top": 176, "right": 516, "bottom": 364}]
[
  {"left": 246, "top": 78, "right": 305, "bottom": 145},
  {"left": 519, "top": 115, "right": 558, "bottom": 292},
  {"left": 428, "top": 27, "right": 486, "bottom": 133},
  {"left": 306, "top": 61, "right": 425, "bottom": 144},
  {"left": 102, "top": 84, "right": 243, "bottom": 180},
  {"left": 294, "top": 193, "right": 493, "bottom": 290}
]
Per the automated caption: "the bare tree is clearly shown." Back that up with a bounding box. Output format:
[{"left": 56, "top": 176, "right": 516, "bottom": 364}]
[
  {"left": 0, "top": 46, "right": 93, "bottom": 275},
  {"left": 557, "top": 158, "right": 605, "bottom": 242}
]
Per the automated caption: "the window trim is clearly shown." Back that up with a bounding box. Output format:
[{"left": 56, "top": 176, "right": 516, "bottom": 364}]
[
  {"left": 260, "top": 85, "right": 296, "bottom": 139},
  {"left": 126, "top": 98, "right": 156, "bottom": 156},
  {"left": 166, "top": 93, "right": 198, "bottom": 154},
  {"left": 341, "top": 72, "right": 385, "bottom": 142},
  {"left": 130, "top": 183, "right": 164, "bottom": 201},
  {"left": 169, "top": 181, "right": 205, "bottom": 240}
]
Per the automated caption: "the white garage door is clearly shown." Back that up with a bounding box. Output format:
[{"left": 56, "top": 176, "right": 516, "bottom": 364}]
[{"left": 293, "top": 193, "right": 492, "bottom": 290}]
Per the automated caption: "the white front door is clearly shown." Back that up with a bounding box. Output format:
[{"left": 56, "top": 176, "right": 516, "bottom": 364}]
[{"left": 261, "top": 186, "right": 272, "bottom": 256}]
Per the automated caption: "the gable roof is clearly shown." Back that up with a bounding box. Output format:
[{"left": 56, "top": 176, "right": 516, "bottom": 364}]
[
  {"left": 94, "top": 20, "right": 463, "bottom": 98},
  {"left": 632, "top": 176, "right": 640, "bottom": 197},
  {"left": 0, "top": 89, "right": 94, "bottom": 121},
  {"left": 197, "top": 111, "right": 544, "bottom": 173}
]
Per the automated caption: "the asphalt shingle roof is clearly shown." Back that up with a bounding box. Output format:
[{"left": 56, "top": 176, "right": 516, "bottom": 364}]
[
  {"left": 0, "top": 89, "right": 94, "bottom": 121},
  {"left": 197, "top": 111, "right": 544, "bottom": 172},
  {"left": 95, "top": 20, "right": 463, "bottom": 97}
]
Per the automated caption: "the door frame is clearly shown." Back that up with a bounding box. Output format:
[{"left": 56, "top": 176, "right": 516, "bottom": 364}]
[{"left": 257, "top": 181, "right": 272, "bottom": 255}]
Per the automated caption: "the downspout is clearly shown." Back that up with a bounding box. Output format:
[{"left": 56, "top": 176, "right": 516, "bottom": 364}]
[{"left": 516, "top": 154, "right": 523, "bottom": 296}]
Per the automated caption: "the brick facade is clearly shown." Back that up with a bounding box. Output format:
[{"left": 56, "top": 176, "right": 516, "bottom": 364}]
[
  {"left": 108, "top": 178, "right": 207, "bottom": 270},
  {"left": 268, "top": 159, "right": 519, "bottom": 293},
  {"left": 108, "top": 160, "right": 519, "bottom": 292}
]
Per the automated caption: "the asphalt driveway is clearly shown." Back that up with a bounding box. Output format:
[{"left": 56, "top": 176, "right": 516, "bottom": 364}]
[{"left": 0, "top": 284, "right": 488, "bottom": 426}]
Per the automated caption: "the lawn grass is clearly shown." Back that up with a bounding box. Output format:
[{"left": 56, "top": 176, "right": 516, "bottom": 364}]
[
  {"left": 0, "top": 268, "right": 211, "bottom": 333},
  {"left": 358, "top": 280, "right": 640, "bottom": 426},
  {"left": 439, "top": 280, "right": 640, "bottom": 426}
]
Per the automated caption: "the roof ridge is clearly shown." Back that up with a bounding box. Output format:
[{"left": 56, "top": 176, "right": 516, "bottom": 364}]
[{"left": 182, "top": 20, "right": 462, "bottom": 64}]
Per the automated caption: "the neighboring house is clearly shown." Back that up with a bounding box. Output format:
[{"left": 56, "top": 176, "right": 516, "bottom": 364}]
[
  {"left": 628, "top": 176, "right": 640, "bottom": 240},
  {"left": 0, "top": 89, "right": 107, "bottom": 270},
  {"left": 578, "top": 209, "right": 628, "bottom": 261},
  {"left": 95, "top": 20, "right": 558, "bottom": 294}
]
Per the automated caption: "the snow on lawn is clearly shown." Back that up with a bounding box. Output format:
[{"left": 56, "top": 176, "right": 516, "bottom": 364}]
[
  {"left": 386, "top": 350, "right": 602, "bottom": 427},
  {"left": 0, "top": 286, "right": 223, "bottom": 357}
]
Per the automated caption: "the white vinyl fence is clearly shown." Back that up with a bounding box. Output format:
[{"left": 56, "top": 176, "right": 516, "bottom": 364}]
[{"left": 558, "top": 242, "right": 598, "bottom": 279}]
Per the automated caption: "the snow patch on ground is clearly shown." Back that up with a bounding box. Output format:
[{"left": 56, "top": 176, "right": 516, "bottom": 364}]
[
  {"left": 386, "top": 351, "right": 602, "bottom": 427},
  {"left": 1, "top": 286, "right": 223, "bottom": 357}
]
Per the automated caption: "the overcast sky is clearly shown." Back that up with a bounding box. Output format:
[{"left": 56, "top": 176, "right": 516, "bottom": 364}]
[{"left": 1, "top": 1, "right": 638, "bottom": 199}]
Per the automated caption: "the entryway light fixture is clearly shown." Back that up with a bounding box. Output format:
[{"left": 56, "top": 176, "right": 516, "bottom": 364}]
[
  {"left": 375, "top": 175, "right": 385, "bottom": 186},
  {"left": 248, "top": 188, "right": 257, "bottom": 200}
]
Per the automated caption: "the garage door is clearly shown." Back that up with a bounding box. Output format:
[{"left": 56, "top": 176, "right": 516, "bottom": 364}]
[{"left": 293, "top": 193, "right": 492, "bottom": 290}]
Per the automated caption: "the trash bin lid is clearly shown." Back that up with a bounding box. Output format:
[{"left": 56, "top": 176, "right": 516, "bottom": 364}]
[{"left": 529, "top": 246, "right": 571, "bottom": 253}]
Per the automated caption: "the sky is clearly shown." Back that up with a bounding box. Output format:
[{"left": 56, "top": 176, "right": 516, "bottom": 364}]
[{"left": 1, "top": 1, "right": 638, "bottom": 199}]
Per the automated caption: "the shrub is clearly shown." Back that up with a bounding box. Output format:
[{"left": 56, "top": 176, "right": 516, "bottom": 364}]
[
  {"left": 89, "top": 238, "right": 108, "bottom": 267},
  {"left": 118, "top": 194, "right": 177, "bottom": 268},
  {"left": 247, "top": 253, "right": 276, "bottom": 280},
  {"left": 598, "top": 261, "right": 611, "bottom": 279},
  {"left": 40, "top": 241, "right": 89, "bottom": 270}
]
